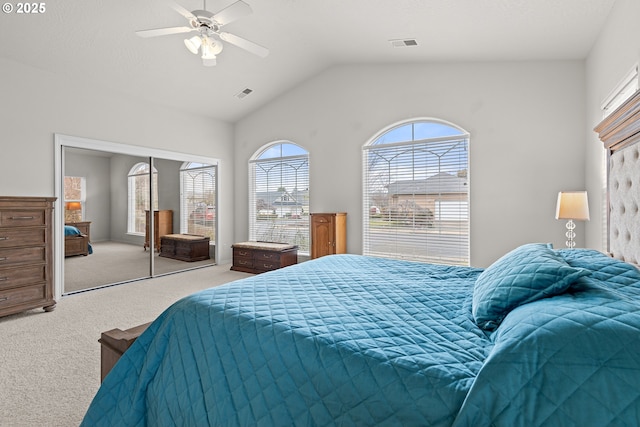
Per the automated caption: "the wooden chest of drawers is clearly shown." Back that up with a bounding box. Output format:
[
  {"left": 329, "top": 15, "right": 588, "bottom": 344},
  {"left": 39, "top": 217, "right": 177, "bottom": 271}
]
[
  {"left": 0, "top": 196, "right": 56, "bottom": 317},
  {"left": 231, "top": 241, "right": 298, "bottom": 274},
  {"left": 160, "top": 234, "right": 210, "bottom": 262}
]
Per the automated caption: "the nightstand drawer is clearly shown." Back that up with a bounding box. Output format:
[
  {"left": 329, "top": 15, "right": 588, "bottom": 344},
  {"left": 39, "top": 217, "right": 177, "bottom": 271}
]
[
  {"left": 0, "top": 265, "right": 46, "bottom": 290},
  {"left": 0, "top": 228, "right": 46, "bottom": 249}
]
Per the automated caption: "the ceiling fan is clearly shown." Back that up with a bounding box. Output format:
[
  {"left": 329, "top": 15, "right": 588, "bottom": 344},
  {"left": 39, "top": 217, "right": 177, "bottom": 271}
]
[{"left": 136, "top": 0, "right": 269, "bottom": 66}]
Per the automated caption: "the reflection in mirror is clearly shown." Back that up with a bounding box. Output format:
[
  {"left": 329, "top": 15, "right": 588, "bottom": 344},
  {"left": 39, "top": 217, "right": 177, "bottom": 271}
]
[
  {"left": 62, "top": 148, "right": 217, "bottom": 294},
  {"left": 63, "top": 147, "right": 152, "bottom": 293}
]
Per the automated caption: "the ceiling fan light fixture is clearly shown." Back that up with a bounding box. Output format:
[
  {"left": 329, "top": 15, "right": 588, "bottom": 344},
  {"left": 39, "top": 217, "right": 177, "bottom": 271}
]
[
  {"left": 201, "top": 37, "right": 224, "bottom": 59},
  {"left": 184, "top": 35, "right": 202, "bottom": 54}
]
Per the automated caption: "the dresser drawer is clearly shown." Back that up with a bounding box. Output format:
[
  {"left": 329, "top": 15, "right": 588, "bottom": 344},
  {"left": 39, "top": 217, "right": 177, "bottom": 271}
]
[
  {"left": 0, "top": 228, "right": 46, "bottom": 249},
  {"left": 0, "top": 265, "right": 46, "bottom": 290},
  {"left": 0, "top": 210, "right": 46, "bottom": 227},
  {"left": 254, "top": 260, "right": 281, "bottom": 272},
  {"left": 0, "top": 247, "right": 46, "bottom": 266},
  {"left": 233, "top": 247, "right": 253, "bottom": 260},
  {"left": 233, "top": 257, "right": 254, "bottom": 269},
  {"left": 253, "top": 250, "right": 281, "bottom": 262},
  {"left": 0, "top": 284, "right": 46, "bottom": 310}
]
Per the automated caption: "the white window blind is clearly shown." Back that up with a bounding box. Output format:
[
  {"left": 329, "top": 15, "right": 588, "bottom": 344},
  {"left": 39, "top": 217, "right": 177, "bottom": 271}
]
[
  {"left": 181, "top": 162, "right": 216, "bottom": 242},
  {"left": 363, "top": 121, "right": 470, "bottom": 265},
  {"left": 127, "top": 162, "right": 158, "bottom": 234},
  {"left": 249, "top": 143, "right": 310, "bottom": 254}
]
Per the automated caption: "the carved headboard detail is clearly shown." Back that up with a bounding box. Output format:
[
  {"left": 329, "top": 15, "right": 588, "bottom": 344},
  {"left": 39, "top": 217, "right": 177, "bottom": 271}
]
[{"left": 594, "top": 90, "right": 640, "bottom": 264}]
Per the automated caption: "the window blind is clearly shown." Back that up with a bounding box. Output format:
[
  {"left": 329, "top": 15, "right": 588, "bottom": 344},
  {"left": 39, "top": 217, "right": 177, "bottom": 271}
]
[
  {"left": 363, "top": 132, "right": 469, "bottom": 265},
  {"left": 181, "top": 163, "right": 217, "bottom": 241},
  {"left": 249, "top": 150, "right": 310, "bottom": 254},
  {"left": 128, "top": 163, "right": 158, "bottom": 234}
]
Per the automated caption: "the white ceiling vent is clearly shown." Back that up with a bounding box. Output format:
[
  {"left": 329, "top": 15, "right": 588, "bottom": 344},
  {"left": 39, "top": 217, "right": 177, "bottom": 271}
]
[
  {"left": 389, "top": 39, "right": 418, "bottom": 48},
  {"left": 235, "top": 87, "right": 254, "bottom": 99}
]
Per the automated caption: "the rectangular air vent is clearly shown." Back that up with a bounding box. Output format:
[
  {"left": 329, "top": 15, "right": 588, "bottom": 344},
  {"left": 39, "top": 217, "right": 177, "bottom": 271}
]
[
  {"left": 389, "top": 39, "right": 418, "bottom": 48},
  {"left": 235, "top": 88, "right": 254, "bottom": 99}
]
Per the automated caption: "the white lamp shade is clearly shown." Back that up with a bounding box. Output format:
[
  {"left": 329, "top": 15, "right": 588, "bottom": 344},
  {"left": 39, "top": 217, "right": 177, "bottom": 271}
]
[
  {"left": 555, "top": 191, "right": 590, "bottom": 221},
  {"left": 184, "top": 36, "right": 202, "bottom": 54}
]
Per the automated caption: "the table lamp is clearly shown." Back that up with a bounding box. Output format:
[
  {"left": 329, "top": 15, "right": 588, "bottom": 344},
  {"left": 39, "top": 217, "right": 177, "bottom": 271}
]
[{"left": 555, "top": 191, "right": 590, "bottom": 248}]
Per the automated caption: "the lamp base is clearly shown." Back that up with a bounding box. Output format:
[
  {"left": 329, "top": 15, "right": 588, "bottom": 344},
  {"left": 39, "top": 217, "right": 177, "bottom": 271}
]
[{"left": 564, "top": 219, "right": 576, "bottom": 249}]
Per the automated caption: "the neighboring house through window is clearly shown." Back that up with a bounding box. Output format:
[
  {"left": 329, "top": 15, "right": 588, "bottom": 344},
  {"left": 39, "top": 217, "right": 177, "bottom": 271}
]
[
  {"left": 363, "top": 119, "right": 470, "bottom": 265},
  {"left": 181, "top": 162, "right": 216, "bottom": 241},
  {"left": 128, "top": 162, "right": 158, "bottom": 234},
  {"left": 249, "top": 142, "right": 310, "bottom": 254}
]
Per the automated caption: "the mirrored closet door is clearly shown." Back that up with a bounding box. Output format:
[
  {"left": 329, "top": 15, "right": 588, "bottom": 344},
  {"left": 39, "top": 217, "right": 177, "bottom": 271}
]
[{"left": 55, "top": 135, "right": 218, "bottom": 296}]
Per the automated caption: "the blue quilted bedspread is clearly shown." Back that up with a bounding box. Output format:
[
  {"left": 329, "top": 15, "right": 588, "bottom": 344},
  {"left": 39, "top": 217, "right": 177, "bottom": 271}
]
[{"left": 81, "top": 251, "right": 640, "bottom": 426}]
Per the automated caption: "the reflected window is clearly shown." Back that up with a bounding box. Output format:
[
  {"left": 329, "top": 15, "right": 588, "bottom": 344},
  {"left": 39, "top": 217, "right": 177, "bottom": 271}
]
[
  {"left": 128, "top": 162, "right": 158, "bottom": 234},
  {"left": 181, "top": 162, "right": 216, "bottom": 241}
]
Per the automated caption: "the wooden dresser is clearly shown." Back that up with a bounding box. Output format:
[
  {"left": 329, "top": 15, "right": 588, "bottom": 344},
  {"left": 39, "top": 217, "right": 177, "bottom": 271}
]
[
  {"left": 231, "top": 241, "right": 298, "bottom": 274},
  {"left": 310, "top": 212, "right": 347, "bottom": 259},
  {"left": 0, "top": 196, "right": 56, "bottom": 317},
  {"left": 144, "top": 210, "right": 173, "bottom": 251}
]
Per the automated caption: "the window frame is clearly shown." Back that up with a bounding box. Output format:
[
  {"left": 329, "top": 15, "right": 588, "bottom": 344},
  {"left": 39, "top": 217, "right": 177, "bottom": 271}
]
[
  {"left": 363, "top": 118, "right": 470, "bottom": 265},
  {"left": 180, "top": 162, "right": 217, "bottom": 242},
  {"left": 127, "top": 162, "right": 158, "bottom": 235},
  {"left": 249, "top": 141, "right": 310, "bottom": 254}
]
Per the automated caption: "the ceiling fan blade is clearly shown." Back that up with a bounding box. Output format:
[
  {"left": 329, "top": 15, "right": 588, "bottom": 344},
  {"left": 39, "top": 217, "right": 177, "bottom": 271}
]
[
  {"left": 170, "top": 2, "right": 196, "bottom": 20},
  {"left": 136, "top": 26, "right": 193, "bottom": 38},
  {"left": 219, "top": 31, "right": 269, "bottom": 58},
  {"left": 213, "top": 0, "right": 252, "bottom": 26}
]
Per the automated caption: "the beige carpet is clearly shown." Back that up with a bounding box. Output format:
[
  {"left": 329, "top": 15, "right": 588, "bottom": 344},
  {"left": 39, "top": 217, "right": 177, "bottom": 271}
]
[
  {"left": 64, "top": 241, "right": 215, "bottom": 293},
  {"left": 0, "top": 264, "right": 250, "bottom": 427}
]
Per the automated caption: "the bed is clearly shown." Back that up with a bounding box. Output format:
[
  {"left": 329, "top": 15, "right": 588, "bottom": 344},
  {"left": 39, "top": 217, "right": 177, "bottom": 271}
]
[
  {"left": 64, "top": 224, "right": 92, "bottom": 257},
  {"left": 81, "top": 92, "right": 640, "bottom": 426}
]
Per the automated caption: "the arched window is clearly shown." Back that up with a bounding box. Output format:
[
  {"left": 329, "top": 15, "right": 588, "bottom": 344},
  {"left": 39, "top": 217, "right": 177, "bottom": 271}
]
[
  {"left": 363, "top": 119, "right": 470, "bottom": 265},
  {"left": 128, "top": 162, "right": 158, "bottom": 234},
  {"left": 249, "top": 142, "right": 310, "bottom": 253},
  {"left": 181, "top": 162, "right": 216, "bottom": 241}
]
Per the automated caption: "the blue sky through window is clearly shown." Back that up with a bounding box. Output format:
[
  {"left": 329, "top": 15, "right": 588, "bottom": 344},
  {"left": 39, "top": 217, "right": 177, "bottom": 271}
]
[
  {"left": 373, "top": 121, "right": 465, "bottom": 145},
  {"left": 258, "top": 142, "right": 307, "bottom": 159}
]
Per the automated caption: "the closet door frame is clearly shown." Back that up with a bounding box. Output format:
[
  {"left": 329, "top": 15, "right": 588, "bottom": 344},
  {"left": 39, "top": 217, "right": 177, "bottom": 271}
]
[{"left": 54, "top": 133, "right": 220, "bottom": 299}]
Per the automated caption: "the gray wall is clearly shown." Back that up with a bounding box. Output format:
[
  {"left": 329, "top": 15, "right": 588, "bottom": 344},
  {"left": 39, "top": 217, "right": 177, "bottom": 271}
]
[
  {"left": 585, "top": 0, "right": 640, "bottom": 252},
  {"left": 64, "top": 150, "right": 111, "bottom": 242},
  {"left": 235, "top": 61, "right": 586, "bottom": 267},
  {"left": 0, "top": 57, "right": 236, "bottom": 263}
]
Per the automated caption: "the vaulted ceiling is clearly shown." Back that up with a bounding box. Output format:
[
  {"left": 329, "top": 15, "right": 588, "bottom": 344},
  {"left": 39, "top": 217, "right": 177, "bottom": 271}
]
[{"left": 0, "top": 0, "right": 615, "bottom": 122}]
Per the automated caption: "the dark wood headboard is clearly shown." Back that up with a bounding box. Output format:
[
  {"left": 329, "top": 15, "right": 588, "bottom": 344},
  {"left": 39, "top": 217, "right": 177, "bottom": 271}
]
[{"left": 594, "top": 90, "right": 640, "bottom": 264}]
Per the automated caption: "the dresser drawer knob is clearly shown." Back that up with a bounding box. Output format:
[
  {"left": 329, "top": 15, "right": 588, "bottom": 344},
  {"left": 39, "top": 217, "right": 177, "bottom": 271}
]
[
  {"left": 0, "top": 297, "right": 7, "bottom": 302},
  {"left": 0, "top": 257, "right": 6, "bottom": 261},
  {"left": 9, "top": 216, "right": 35, "bottom": 220},
  {"left": 239, "top": 251, "right": 248, "bottom": 256},
  {"left": 0, "top": 237, "right": 7, "bottom": 241},
  {"left": 0, "top": 277, "right": 6, "bottom": 281}
]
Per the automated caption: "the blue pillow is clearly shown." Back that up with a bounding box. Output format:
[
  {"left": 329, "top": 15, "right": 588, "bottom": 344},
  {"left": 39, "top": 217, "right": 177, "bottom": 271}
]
[
  {"left": 64, "top": 225, "right": 82, "bottom": 236},
  {"left": 472, "top": 243, "right": 590, "bottom": 331}
]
